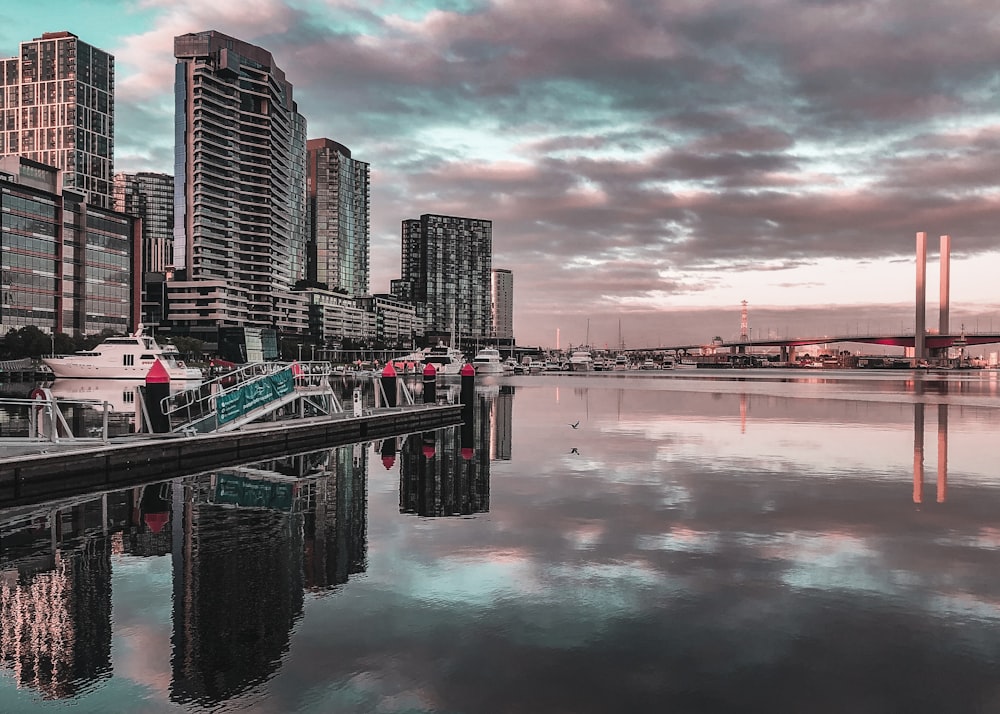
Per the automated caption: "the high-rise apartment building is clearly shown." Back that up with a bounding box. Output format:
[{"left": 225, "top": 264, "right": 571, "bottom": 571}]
[
  {"left": 170, "top": 31, "right": 307, "bottom": 339},
  {"left": 491, "top": 268, "right": 513, "bottom": 340},
  {"left": 306, "top": 138, "right": 370, "bottom": 297},
  {"left": 114, "top": 172, "right": 173, "bottom": 274},
  {"left": 397, "top": 214, "right": 492, "bottom": 344},
  {"left": 1, "top": 31, "right": 115, "bottom": 209}
]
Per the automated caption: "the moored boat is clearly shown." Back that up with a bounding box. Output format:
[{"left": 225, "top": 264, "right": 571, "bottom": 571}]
[
  {"left": 472, "top": 347, "right": 505, "bottom": 375},
  {"left": 568, "top": 350, "right": 594, "bottom": 372},
  {"left": 42, "top": 325, "right": 203, "bottom": 381},
  {"left": 423, "top": 343, "right": 465, "bottom": 375}
]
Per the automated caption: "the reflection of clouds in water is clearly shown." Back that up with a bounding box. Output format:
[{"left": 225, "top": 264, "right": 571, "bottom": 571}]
[
  {"left": 636, "top": 528, "right": 720, "bottom": 554},
  {"left": 110, "top": 556, "right": 176, "bottom": 698},
  {"left": 395, "top": 554, "right": 541, "bottom": 607},
  {"left": 564, "top": 522, "right": 605, "bottom": 550},
  {"left": 775, "top": 532, "right": 886, "bottom": 593}
]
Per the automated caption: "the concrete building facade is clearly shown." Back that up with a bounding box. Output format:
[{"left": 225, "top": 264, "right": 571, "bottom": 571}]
[{"left": 170, "top": 31, "right": 307, "bottom": 341}]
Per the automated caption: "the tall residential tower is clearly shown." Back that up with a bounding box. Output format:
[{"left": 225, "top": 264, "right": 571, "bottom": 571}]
[
  {"left": 397, "top": 214, "right": 492, "bottom": 344},
  {"left": 1, "top": 31, "right": 115, "bottom": 209},
  {"left": 491, "top": 268, "right": 513, "bottom": 340},
  {"left": 170, "top": 31, "right": 308, "bottom": 338},
  {"left": 306, "top": 138, "right": 370, "bottom": 297}
]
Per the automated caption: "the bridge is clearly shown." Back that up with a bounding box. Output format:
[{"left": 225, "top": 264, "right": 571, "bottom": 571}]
[{"left": 622, "top": 330, "right": 1000, "bottom": 360}]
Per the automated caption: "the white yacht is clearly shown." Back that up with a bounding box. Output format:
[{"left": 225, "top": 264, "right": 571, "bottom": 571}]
[
  {"left": 568, "top": 350, "right": 594, "bottom": 372},
  {"left": 613, "top": 354, "right": 630, "bottom": 370},
  {"left": 42, "top": 326, "right": 203, "bottom": 381},
  {"left": 471, "top": 347, "right": 505, "bottom": 375},
  {"left": 422, "top": 343, "right": 465, "bottom": 375}
]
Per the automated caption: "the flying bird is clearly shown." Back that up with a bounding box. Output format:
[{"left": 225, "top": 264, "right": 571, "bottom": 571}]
[
  {"left": 569, "top": 448, "right": 580, "bottom": 454},
  {"left": 569, "top": 421, "right": 580, "bottom": 429}
]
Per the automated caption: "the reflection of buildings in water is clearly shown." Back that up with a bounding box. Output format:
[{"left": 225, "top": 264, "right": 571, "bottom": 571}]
[
  {"left": 0, "top": 482, "right": 178, "bottom": 702},
  {"left": 0, "top": 441, "right": 371, "bottom": 705},
  {"left": 300, "top": 445, "right": 368, "bottom": 592},
  {"left": 169, "top": 444, "right": 368, "bottom": 704},
  {"left": 122, "top": 482, "right": 174, "bottom": 557},
  {"left": 492, "top": 385, "right": 513, "bottom": 461},
  {"left": 913, "top": 403, "right": 948, "bottom": 504},
  {"left": 398, "top": 389, "right": 500, "bottom": 517},
  {"left": 170, "top": 471, "right": 306, "bottom": 705},
  {"left": 0, "top": 499, "right": 113, "bottom": 699}
]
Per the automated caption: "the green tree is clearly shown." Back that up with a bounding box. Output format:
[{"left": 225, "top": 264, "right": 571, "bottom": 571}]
[{"left": 170, "top": 336, "right": 205, "bottom": 361}]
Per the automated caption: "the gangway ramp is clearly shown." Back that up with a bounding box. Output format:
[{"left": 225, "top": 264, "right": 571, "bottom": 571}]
[{"left": 153, "top": 361, "right": 345, "bottom": 434}]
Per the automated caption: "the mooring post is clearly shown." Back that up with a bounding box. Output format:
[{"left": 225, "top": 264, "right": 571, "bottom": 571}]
[
  {"left": 381, "top": 362, "right": 398, "bottom": 408},
  {"left": 144, "top": 360, "right": 171, "bottom": 433},
  {"left": 422, "top": 362, "right": 437, "bottom": 403}
]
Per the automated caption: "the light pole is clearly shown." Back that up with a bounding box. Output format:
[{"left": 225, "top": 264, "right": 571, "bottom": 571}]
[{"left": 49, "top": 330, "right": 55, "bottom": 357}]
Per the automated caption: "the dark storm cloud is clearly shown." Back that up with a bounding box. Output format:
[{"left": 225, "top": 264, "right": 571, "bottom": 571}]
[{"left": 111, "top": 0, "right": 1000, "bottom": 343}]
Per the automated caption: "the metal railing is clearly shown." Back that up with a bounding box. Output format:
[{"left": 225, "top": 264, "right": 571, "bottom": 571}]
[{"left": 156, "top": 361, "right": 345, "bottom": 433}]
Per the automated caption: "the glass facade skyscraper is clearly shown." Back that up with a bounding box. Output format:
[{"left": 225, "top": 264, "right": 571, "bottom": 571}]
[
  {"left": 172, "top": 31, "right": 307, "bottom": 331},
  {"left": 399, "top": 214, "right": 492, "bottom": 343},
  {"left": 0, "top": 31, "right": 115, "bottom": 209},
  {"left": 306, "top": 138, "right": 370, "bottom": 297},
  {"left": 114, "top": 172, "right": 173, "bottom": 274},
  {"left": 1, "top": 156, "right": 137, "bottom": 337}
]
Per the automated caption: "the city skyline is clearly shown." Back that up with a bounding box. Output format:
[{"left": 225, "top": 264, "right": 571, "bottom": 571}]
[{"left": 3, "top": 1, "right": 999, "bottom": 348}]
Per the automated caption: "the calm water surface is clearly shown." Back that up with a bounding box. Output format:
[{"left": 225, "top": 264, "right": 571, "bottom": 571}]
[{"left": 3, "top": 370, "right": 1000, "bottom": 713}]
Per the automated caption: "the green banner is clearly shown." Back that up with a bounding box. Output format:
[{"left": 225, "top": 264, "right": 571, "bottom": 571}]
[
  {"left": 217, "top": 367, "right": 296, "bottom": 425},
  {"left": 214, "top": 472, "right": 295, "bottom": 511}
]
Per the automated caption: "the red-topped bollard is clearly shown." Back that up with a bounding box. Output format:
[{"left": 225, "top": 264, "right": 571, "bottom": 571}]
[
  {"left": 422, "top": 362, "right": 437, "bottom": 403},
  {"left": 460, "top": 362, "right": 475, "bottom": 409},
  {"left": 380, "top": 362, "right": 398, "bottom": 408},
  {"left": 144, "top": 359, "right": 171, "bottom": 433}
]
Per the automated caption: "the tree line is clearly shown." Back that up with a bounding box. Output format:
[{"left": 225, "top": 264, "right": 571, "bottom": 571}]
[{"left": 1, "top": 326, "right": 205, "bottom": 361}]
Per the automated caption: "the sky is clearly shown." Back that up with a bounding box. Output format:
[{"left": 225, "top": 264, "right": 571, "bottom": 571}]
[{"left": 3, "top": 0, "right": 1000, "bottom": 350}]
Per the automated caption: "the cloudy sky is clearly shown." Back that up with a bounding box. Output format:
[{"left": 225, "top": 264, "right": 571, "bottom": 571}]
[{"left": 3, "top": 0, "right": 1000, "bottom": 349}]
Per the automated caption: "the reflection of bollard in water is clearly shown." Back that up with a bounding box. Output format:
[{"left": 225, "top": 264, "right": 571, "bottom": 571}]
[
  {"left": 422, "top": 362, "right": 437, "bottom": 403},
  {"left": 380, "top": 437, "right": 397, "bottom": 469},
  {"left": 352, "top": 387, "right": 363, "bottom": 417}
]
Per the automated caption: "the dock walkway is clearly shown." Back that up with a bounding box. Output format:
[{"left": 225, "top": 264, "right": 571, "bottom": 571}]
[{"left": 0, "top": 402, "right": 463, "bottom": 508}]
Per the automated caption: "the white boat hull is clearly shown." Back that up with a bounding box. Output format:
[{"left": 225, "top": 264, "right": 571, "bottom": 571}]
[
  {"left": 472, "top": 363, "right": 505, "bottom": 375},
  {"left": 42, "top": 357, "right": 203, "bottom": 380},
  {"left": 41, "top": 325, "right": 203, "bottom": 381}
]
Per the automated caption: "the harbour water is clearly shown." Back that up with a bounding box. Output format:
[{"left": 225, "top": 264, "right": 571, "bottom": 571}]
[{"left": 2, "top": 369, "right": 1000, "bottom": 713}]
